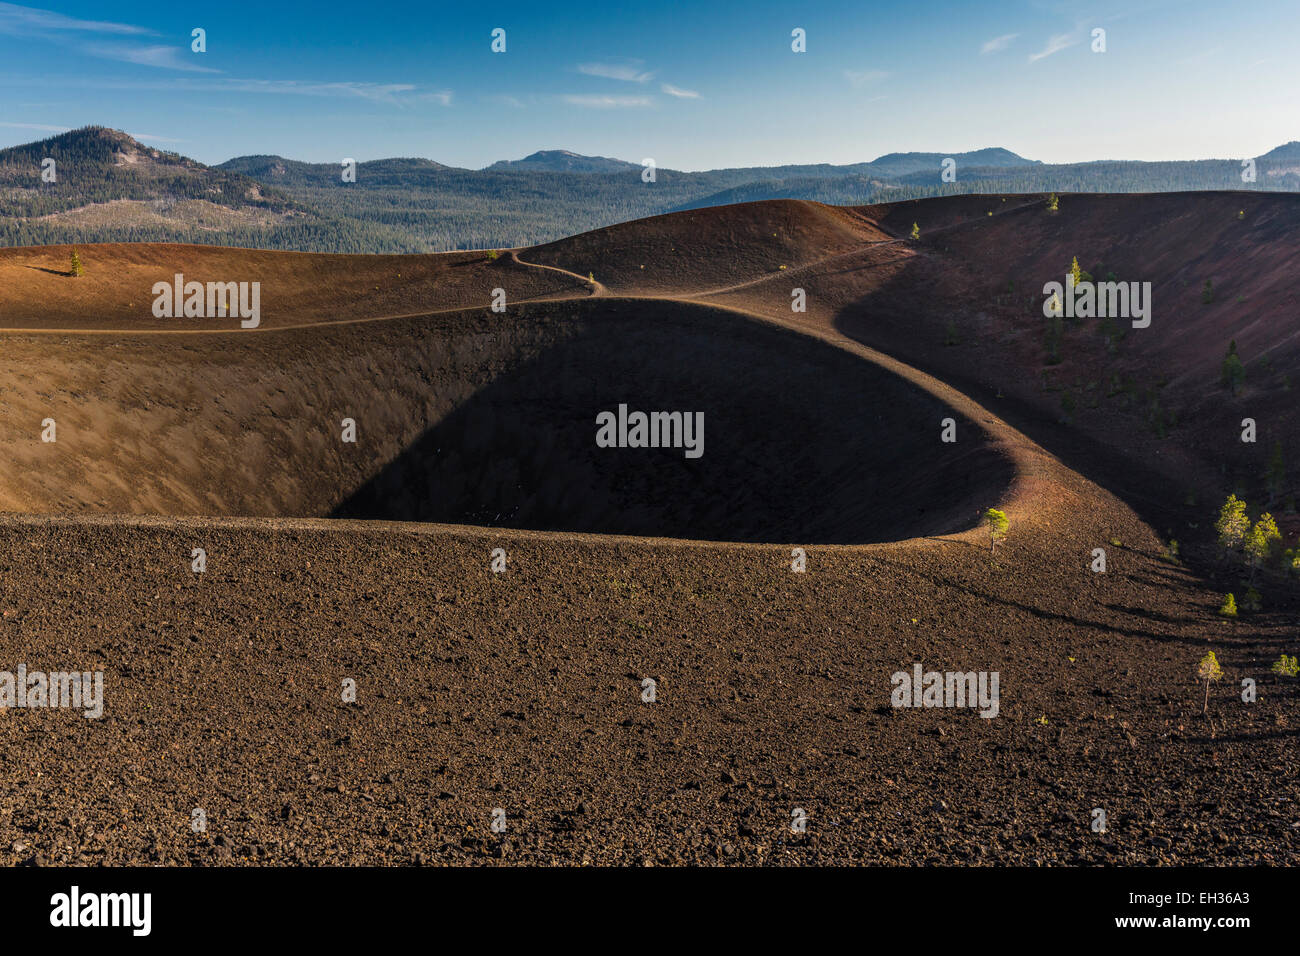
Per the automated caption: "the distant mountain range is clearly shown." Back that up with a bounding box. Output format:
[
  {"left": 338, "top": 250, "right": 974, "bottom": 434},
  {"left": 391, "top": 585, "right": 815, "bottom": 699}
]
[{"left": 2, "top": 126, "right": 1297, "bottom": 253}]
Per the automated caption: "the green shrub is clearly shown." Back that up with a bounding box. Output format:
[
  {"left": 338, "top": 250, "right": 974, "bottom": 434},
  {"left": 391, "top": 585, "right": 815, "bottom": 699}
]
[{"left": 1271, "top": 654, "right": 1299, "bottom": 678}]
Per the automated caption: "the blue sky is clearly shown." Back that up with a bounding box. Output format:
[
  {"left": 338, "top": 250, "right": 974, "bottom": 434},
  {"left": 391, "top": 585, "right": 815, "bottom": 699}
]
[{"left": 1, "top": 0, "right": 1296, "bottom": 170}]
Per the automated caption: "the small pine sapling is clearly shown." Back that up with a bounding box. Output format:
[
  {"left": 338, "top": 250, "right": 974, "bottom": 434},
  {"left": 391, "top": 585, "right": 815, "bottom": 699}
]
[
  {"left": 1196, "top": 650, "right": 1223, "bottom": 714},
  {"left": 983, "top": 508, "right": 1009, "bottom": 554},
  {"left": 1242, "top": 586, "right": 1262, "bottom": 612},
  {"left": 1266, "top": 441, "right": 1285, "bottom": 504},
  {"left": 1220, "top": 341, "right": 1245, "bottom": 394}
]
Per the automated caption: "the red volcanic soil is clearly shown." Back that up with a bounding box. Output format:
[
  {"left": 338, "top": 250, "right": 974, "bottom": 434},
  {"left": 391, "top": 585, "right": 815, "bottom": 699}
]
[
  {"left": 676, "top": 194, "right": 1300, "bottom": 543},
  {"left": 0, "top": 195, "right": 1296, "bottom": 866},
  {"left": 525, "top": 198, "right": 889, "bottom": 294},
  {"left": 0, "top": 243, "right": 586, "bottom": 331}
]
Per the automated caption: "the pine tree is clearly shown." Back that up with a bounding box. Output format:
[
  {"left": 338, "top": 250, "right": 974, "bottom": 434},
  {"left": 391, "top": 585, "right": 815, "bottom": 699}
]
[
  {"left": 69, "top": 248, "right": 83, "bottom": 277},
  {"left": 909, "top": 222, "right": 920, "bottom": 240},
  {"left": 1244, "top": 512, "right": 1281, "bottom": 579},
  {"left": 1196, "top": 650, "right": 1223, "bottom": 714},
  {"left": 1069, "top": 256, "right": 1082, "bottom": 286},
  {"left": 1060, "top": 390, "right": 1076, "bottom": 422},
  {"left": 1046, "top": 193, "right": 1059, "bottom": 212},
  {"left": 983, "top": 508, "right": 1009, "bottom": 554},
  {"left": 1215, "top": 494, "right": 1250, "bottom": 553},
  {"left": 1221, "top": 341, "right": 1245, "bottom": 394},
  {"left": 1266, "top": 441, "right": 1285, "bottom": 503}
]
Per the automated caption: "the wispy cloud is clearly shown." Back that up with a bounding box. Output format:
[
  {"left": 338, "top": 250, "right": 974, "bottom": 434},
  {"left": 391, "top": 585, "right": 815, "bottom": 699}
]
[
  {"left": 1028, "top": 32, "right": 1079, "bottom": 62},
  {"left": 844, "top": 69, "right": 889, "bottom": 88},
  {"left": 577, "top": 62, "right": 653, "bottom": 83},
  {"left": 0, "top": 121, "right": 70, "bottom": 132},
  {"left": 0, "top": 2, "right": 151, "bottom": 37},
  {"left": 981, "top": 33, "right": 1019, "bottom": 54},
  {"left": 660, "top": 83, "right": 699, "bottom": 99},
  {"left": 413, "top": 90, "right": 454, "bottom": 105},
  {"left": 0, "top": 2, "right": 216, "bottom": 73},
  {"left": 563, "top": 94, "right": 653, "bottom": 109},
  {"left": 180, "top": 78, "right": 451, "bottom": 104},
  {"left": 83, "top": 42, "right": 219, "bottom": 73},
  {"left": 0, "top": 72, "right": 453, "bottom": 105}
]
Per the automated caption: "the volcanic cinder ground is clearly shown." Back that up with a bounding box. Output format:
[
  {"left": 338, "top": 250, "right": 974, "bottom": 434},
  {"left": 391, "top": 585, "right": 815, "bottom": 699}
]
[{"left": 0, "top": 194, "right": 1296, "bottom": 866}]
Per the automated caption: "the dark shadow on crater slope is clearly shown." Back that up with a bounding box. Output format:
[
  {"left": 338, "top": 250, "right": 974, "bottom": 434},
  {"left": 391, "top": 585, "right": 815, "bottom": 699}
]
[
  {"left": 333, "top": 298, "right": 1015, "bottom": 543},
  {"left": 814, "top": 233, "right": 1190, "bottom": 539}
]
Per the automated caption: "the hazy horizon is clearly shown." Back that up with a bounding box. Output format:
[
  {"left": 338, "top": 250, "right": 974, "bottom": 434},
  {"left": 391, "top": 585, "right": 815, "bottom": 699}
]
[{"left": 10, "top": 125, "right": 1300, "bottom": 175}]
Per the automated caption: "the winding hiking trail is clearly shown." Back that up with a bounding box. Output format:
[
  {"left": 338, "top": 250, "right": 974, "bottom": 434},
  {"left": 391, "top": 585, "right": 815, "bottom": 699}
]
[
  {"left": 0, "top": 253, "right": 606, "bottom": 336},
  {"left": 509, "top": 249, "right": 608, "bottom": 297}
]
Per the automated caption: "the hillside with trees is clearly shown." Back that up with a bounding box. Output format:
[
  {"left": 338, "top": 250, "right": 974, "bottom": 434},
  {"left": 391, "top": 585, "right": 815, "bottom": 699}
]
[{"left": 2, "top": 127, "right": 1298, "bottom": 253}]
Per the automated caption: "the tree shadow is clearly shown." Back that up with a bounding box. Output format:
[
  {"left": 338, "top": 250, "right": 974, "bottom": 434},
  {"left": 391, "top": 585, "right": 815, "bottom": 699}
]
[
  {"left": 1183, "top": 726, "right": 1299, "bottom": 744},
  {"left": 868, "top": 551, "right": 1214, "bottom": 646}
]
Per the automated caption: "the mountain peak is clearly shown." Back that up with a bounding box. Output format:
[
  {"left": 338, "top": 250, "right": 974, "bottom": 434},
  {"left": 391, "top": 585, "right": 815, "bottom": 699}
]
[
  {"left": 867, "top": 147, "right": 1038, "bottom": 177},
  {"left": 487, "top": 150, "right": 639, "bottom": 173},
  {"left": 1, "top": 125, "right": 198, "bottom": 172},
  {"left": 1258, "top": 141, "right": 1300, "bottom": 162}
]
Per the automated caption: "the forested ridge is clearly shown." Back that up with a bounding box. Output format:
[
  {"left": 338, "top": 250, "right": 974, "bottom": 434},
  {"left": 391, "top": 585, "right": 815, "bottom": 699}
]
[{"left": 3, "top": 126, "right": 1297, "bottom": 252}]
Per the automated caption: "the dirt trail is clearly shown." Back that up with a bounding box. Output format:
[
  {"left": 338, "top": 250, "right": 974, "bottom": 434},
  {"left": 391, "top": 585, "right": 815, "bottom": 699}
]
[
  {"left": 0, "top": 250, "right": 607, "bottom": 336},
  {"left": 510, "top": 250, "right": 608, "bottom": 296}
]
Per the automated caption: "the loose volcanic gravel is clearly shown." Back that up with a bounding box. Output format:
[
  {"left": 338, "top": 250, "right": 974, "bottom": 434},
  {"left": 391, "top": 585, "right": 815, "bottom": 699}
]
[{"left": 0, "top": 511, "right": 1294, "bottom": 866}]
